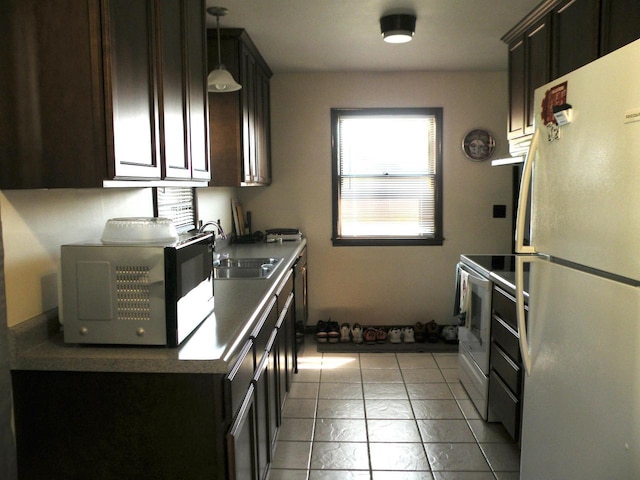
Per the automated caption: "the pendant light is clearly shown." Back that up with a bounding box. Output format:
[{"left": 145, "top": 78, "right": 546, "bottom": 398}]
[
  {"left": 380, "top": 14, "right": 416, "bottom": 44},
  {"left": 207, "top": 6, "right": 242, "bottom": 92}
]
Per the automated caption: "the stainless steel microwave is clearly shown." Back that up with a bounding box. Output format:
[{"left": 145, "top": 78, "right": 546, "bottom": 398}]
[{"left": 60, "top": 232, "right": 214, "bottom": 346}]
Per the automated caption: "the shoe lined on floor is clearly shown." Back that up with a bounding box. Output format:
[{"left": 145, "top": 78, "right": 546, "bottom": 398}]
[
  {"left": 327, "top": 320, "right": 340, "bottom": 343},
  {"left": 414, "top": 322, "right": 426, "bottom": 343},
  {"left": 340, "top": 323, "right": 351, "bottom": 343},
  {"left": 402, "top": 326, "right": 415, "bottom": 343},
  {"left": 351, "top": 323, "right": 363, "bottom": 344},
  {"left": 363, "top": 327, "right": 377, "bottom": 344},
  {"left": 388, "top": 327, "right": 402, "bottom": 344},
  {"left": 315, "top": 321, "right": 328, "bottom": 343},
  {"left": 426, "top": 319, "right": 440, "bottom": 343},
  {"left": 375, "top": 328, "right": 387, "bottom": 344}
]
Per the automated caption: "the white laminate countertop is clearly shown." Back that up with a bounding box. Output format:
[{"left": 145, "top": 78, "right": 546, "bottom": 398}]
[{"left": 9, "top": 239, "right": 307, "bottom": 375}]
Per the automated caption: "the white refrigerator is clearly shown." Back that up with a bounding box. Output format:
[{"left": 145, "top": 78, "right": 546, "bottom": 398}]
[{"left": 514, "top": 38, "right": 640, "bottom": 479}]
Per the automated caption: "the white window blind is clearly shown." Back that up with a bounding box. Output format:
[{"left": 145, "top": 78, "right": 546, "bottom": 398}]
[{"left": 333, "top": 109, "right": 442, "bottom": 245}]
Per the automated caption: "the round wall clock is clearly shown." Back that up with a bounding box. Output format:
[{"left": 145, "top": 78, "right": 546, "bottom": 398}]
[{"left": 462, "top": 129, "right": 496, "bottom": 161}]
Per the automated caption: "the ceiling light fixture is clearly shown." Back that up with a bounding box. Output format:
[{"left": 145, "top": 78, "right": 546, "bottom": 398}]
[
  {"left": 206, "top": 6, "right": 242, "bottom": 93},
  {"left": 380, "top": 14, "right": 416, "bottom": 44}
]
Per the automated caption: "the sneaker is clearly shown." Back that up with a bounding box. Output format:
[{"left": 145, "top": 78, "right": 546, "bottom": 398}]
[
  {"left": 327, "top": 320, "right": 340, "bottom": 343},
  {"left": 363, "top": 327, "right": 377, "bottom": 345},
  {"left": 388, "top": 327, "right": 402, "bottom": 344},
  {"left": 315, "top": 320, "right": 328, "bottom": 343},
  {"left": 414, "top": 322, "right": 426, "bottom": 343},
  {"left": 375, "top": 328, "right": 387, "bottom": 344},
  {"left": 340, "top": 323, "right": 351, "bottom": 343},
  {"left": 351, "top": 323, "right": 363, "bottom": 344},
  {"left": 402, "top": 326, "right": 415, "bottom": 343},
  {"left": 426, "top": 320, "right": 439, "bottom": 343}
]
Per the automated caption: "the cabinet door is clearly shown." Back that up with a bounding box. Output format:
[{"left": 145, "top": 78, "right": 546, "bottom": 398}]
[
  {"left": 240, "top": 42, "right": 257, "bottom": 184},
  {"left": 524, "top": 17, "right": 551, "bottom": 135},
  {"left": 185, "top": 0, "right": 211, "bottom": 180},
  {"left": 600, "top": 0, "right": 640, "bottom": 55},
  {"left": 253, "top": 355, "right": 270, "bottom": 480},
  {"left": 103, "top": 0, "right": 161, "bottom": 179},
  {"left": 227, "top": 385, "right": 258, "bottom": 480},
  {"left": 157, "top": 0, "right": 190, "bottom": 179},
  {"left": 254, "top": 63, "right": 271, "bottom": 184},
  {"left": 552, "top": 0, "right": 600, "bottom": 78},
  {"left": 507, "top": 37, "right": 526, "bottom": 140}
]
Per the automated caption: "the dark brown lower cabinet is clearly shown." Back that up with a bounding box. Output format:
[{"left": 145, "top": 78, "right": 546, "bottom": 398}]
[
  {"left": 11, "top": 371, "right": 227, "bottom": 480},
  {"left": 11, "top": 291, "right": 297, "bottom": 480},
  {"left": 488, "top": 286, "right": 527, "bottom": 442},
  {"left": 253, "top": 355, "right": 270, "bottom": 480},
  {"left": 227, "top": 384, "right": 258, "bottom": 480}
]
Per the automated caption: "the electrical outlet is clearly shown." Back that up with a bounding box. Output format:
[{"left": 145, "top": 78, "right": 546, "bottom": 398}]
[{"left": 493, "top": 205, "right": 507, "bottom": 218}]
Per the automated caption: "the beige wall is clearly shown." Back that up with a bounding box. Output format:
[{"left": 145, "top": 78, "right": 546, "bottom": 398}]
[
  {"left": 0, "top": 71, "right": 513, "bottom": 330},
  {"left": 238, "top": 71, "right": 513, "bottom": 327},
  {"left": 0, "top": 187, "right": 236, "bottom": 328}
]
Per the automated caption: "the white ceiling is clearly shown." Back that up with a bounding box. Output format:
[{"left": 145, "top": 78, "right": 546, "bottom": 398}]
[{"left": 204, "top": 0, "right": 541, "bottom": 74}]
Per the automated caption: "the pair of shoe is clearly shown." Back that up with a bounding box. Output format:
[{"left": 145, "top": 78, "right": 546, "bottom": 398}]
[
  {"left": 363, "top": 327, "right": 387, "bottom": 344},
  {"left": 315, "top": 320, "right": 340, "bottom": 343},
  {"left": 388, "top": 326, "right": 415, "bottom": 343}
]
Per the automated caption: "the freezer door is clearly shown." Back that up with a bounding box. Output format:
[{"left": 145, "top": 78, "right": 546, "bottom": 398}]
[
  {"left": 520, "top": 259, "right": 640, "bottom": 479},
  {"left": 530, "top": 39, "right": 640, "bottom": 280}
]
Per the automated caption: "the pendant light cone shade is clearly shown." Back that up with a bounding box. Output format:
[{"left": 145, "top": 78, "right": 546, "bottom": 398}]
[
  {"left": 380, "top": 14, "right": 416, "bottom": 43},
  {"left": 207, "top": 6, "right": 241, "bottom": 93},
  {"left": 208, "top": 67, "right": 241, "bottom": 92}
]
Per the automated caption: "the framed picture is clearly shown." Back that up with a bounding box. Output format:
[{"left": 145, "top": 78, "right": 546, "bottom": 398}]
[{"left": 462, "top": 129, "right": 495, "bottom": 161}]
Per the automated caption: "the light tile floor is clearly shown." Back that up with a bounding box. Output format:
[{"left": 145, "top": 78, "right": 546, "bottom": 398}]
[{"left": 267, "top": 341, "right": 520, "bottom": 480}]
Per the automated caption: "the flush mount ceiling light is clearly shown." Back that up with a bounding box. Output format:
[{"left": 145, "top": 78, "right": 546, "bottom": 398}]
[
  {"left": 206, "top": 6, "right": 242, "bottom": 92},
  {"left": 380, "top": 13, "right": 416, "bottom": 43}
]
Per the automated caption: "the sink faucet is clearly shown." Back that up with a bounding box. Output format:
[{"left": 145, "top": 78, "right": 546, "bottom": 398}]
[{"left": 198, "top": 219, "right": 227, "bottom": 239}]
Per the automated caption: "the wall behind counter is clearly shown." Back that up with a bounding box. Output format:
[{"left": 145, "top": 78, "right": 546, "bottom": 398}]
[
  {"left": 237, "top": 70, "right": 513, "bottom": 327},
  {"left": 0, "top": 186, "right": 236, "bottom": 329}
]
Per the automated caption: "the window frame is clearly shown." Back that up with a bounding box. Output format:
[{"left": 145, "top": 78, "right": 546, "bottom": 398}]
[{"left": 331, "top": 107, "right": 444, "bottom": 247}]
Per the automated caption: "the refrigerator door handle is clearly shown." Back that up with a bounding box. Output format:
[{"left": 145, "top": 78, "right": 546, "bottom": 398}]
[
  {"left": 515, "top": 255, "right": 534, "bottom": 375},
  {"left": 515, "top": 129, "right": 540, "bottom": 254}
]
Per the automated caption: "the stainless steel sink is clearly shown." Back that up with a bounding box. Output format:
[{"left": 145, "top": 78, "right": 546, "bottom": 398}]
[{"left": 213, "top": 257, "right": 282, "bottom": 279}]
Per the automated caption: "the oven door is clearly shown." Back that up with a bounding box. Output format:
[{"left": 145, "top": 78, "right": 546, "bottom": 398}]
[{"left": 457, "top": 262, "right": 492, "bottom": 374}]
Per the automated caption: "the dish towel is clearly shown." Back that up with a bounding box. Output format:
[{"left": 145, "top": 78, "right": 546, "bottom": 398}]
[{"left": 459, "top": 269, "right": 471, "bottom": 316}]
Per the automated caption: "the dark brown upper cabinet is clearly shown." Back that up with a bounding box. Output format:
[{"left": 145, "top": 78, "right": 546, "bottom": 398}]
[
  {"left": 0, "top": 0, "right": 209, "bottom": 189},
  {"left": 600, "top": 0, "right": 640, "bottom": 55},
  {"left": 503, "top": 0, "right": 640, "bottom": 155},
  {"left": 552, "top": 0, "right": 600, "bottom": 78},
  {"left": 207, "top": 29, "right": 272, "bottom": 187}
]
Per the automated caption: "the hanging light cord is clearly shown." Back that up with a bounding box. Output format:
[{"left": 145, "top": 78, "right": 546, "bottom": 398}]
[{"left": 216, "top": 13, "right": 223, "bottom": 68}]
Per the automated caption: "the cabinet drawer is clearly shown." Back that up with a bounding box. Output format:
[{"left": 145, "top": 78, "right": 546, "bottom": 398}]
[
  {"left": 492, "top": 286, "right": 517, "bottom": 330},
  {"left": 226, "top": 340, "right": 255, "bottom": 418},
  {"left": 251, "top": 297, "right": 278, "bottom": 366},
  {"left": 276, "top": 270, "right": 293, "bottom": 314},
  {"left": 489, "top": 370, "right": 520, "bottom": 441},
  {"left": 491, "top": 343, "right": 521, "bottom": 395},
  {"left": 491, "top": 317, "right": 521, "bottom": 363}
]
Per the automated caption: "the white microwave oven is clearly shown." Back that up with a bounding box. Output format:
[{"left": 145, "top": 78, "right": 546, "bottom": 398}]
[{"left": 60, "top": 232, "right": 214, "bottom": 347}]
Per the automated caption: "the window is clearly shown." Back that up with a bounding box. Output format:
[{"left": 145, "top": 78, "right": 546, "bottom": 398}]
[{"left": 331, "top": 107, "right": 443, "bottom": 246}]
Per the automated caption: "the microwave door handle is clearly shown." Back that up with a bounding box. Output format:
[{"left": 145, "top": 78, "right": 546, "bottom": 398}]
[{"left": 515, "top": 128, "right": 539, "bottom": 254}]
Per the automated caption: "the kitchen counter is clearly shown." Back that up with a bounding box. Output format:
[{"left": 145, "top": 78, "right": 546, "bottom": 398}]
[{"left": 9, "top": 239, "right": 307, "bottom": 375}]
